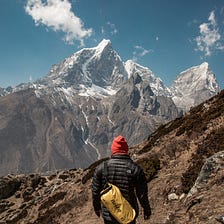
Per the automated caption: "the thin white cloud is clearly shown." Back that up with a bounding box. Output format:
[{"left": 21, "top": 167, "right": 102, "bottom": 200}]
[
  {"left": 101, "top": 21, "right": 118, "bottom": 36},
  {"left": 187, "top": 19, "right": 198, "bottom": 27},
  {"left": 25, "top": 0, "right": 92, "bottom": 46},
  {"left": 107, "top": 22, "right": 118, "bottom": 35},
  {"left": 195, "top": 11, "right": 224, "bottom": 56},
  {"left": 221, "top": 6, "right": 224, "bottom": 15},
  {"left": 101, "top": 26, "right": 105, "bottom": 34},
  {"left": 132, "top": 45, "right": 151, "bottom": 61}
]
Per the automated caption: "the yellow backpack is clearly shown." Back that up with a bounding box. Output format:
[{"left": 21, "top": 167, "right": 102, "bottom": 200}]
[{"left": 100, "top": 162, "right": 136, "bottom": 224}]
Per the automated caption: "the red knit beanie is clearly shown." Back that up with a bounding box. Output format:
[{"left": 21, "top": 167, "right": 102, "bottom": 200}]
[{"left": 111, "top": 135, "right": 129, "bottom": 155}]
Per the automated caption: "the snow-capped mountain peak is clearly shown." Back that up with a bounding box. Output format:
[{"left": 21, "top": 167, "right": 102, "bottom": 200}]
[
  {"left": 172, "top": 62, "right": 219, "bottom": 94},
  {"left": 0, "top": 40, "right": 220, "bottom": 114},
  {"left": 33, "top": 39, "right": 128, "bottom": 99},
  {"left": 171, "top": 62, "right": 220, "bottom": 111},
  {"left": 124, "top": 60, "right": 151, "bottom": 78},
  {"left": 95, "top": 39, "right": 112, "bottom": 51},
  {"left": 124, "top": 60, "right": 171, "bottom": 96}
]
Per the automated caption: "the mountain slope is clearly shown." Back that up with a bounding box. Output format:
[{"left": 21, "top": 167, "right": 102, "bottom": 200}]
[
  {"left": 0, "top": 40, "right": 179, "bottom": 176},
  {"left": 0, "top": 89, "right": 100, "bottom": 174},
  {"left": 0, "top": 39, "right": 220, "bottom": 175},
  {"left": 132, "top": 89, "right": 224, "bottom": 224}
]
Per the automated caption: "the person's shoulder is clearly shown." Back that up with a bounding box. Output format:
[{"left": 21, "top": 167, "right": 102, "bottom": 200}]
[
  {"left": 93, "top": 158, "right": 108, "bottom": 174},
  {"left": 98, "top": 157, "right": 111, "bottom": 169},
  {"left": 129, "top": 159, "right": 144, "bottom": 172},
  {"left": 96, "top": 162, "right": 103, "bottom": 170}
]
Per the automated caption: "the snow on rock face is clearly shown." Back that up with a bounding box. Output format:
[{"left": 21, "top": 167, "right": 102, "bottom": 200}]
[
  {"left": 33, "top": 39, "right": 128, "bottom": 99},
  {"left": 172, "top": 62, "right": 218, "bottom": 94},
  {"left": 170, "top": 62, "right": 220, "bottom": 112},
  {"left": 0, "top": 40, "right": 220, "bottom": 114},
  {"left": 124, "top": 60, "right": 171, "bottom": 96}
]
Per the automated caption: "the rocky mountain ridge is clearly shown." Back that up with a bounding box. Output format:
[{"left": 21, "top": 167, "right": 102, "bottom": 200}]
[
  {"left": 0, "top": 39, "right": 220, "bottom": 111},
  {"left": 0, "top": 39, "right": 220, "bottom": 175},
  {"left": 0, "top": 89, "right": 223, "bottom": 224}
]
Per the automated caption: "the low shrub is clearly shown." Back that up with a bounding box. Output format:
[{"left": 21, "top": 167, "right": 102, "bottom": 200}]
[{"left": 136, "top": 154, "right": 160, "bottom": 182}]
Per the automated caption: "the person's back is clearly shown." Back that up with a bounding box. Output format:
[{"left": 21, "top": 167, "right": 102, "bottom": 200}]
[{"left": 92, "top": 135, "right": 151, "bottom": 224}]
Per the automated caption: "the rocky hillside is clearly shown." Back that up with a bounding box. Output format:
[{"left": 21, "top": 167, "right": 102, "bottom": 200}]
[
  {"left": 0, "top": 76, "right": 179, "bottom": 176},
  {"left": 0, "top": 89, "right": 223, "bottom": 224}
]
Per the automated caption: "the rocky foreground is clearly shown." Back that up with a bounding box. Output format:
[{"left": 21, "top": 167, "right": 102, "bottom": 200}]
[
  {"left": 0, "top": 90, "right": 224, "bottom": 224},
  {"left": 0, "top": 169, "right": 97, "bottom": 224}
]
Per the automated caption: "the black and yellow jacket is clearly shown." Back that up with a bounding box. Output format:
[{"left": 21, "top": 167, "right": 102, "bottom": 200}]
[{"left": 92, "top": 154, "right": 151, "bottom": 223}]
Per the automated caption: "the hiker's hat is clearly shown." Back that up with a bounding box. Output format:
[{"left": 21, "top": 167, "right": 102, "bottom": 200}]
[{"left": 111, "top": 135, "right": 128, "bottom": 155}]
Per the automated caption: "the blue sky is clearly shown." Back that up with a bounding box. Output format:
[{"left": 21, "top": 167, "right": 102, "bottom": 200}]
[{"left": 0, "top": 0, "right": 224, "bottom": 89}]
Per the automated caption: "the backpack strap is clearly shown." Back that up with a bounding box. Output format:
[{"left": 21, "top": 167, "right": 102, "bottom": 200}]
[{"left": 103, "top": 161, "right": 108, "bottom": 183}]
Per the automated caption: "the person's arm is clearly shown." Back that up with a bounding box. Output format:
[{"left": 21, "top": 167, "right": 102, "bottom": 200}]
[
  {"left": 91, "top": 164, "right": 103, "bottom": 216},
  {"left": 135, "top": 168, "right": 151, "bottom": 219}
]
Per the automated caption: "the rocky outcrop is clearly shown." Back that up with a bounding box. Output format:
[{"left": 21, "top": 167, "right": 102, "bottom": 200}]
[
  {"left": 187, "top": 151, "right": 224, "bottom": 197},
  {"left": 0, "top": 169, "right": 86, "bottom": 224}
]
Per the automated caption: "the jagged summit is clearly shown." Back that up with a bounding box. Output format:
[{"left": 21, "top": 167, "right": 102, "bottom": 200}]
[
  {"left": 125, "top": 60, "right": 153, "bottom": 82},
  {"left": 199, "top": 61, "right": 209, "bottom": 69},
  {"left": 172, "top": 62, "right": 218, "bottom": 93},
  {"left": 124, "top": 60, "right": 171, "bottom": 96},
  {"left": 33, "top": 39, "right": 127, "bottom": 98},
  {"left": 171, "top": 62, "right": 220, "bottom": 111},
  {"left": 95, "top": 38, "right": 112, "bottom": 50},
  {"left": 70, "top": 39, "right": 112, "bottom": 56}
]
